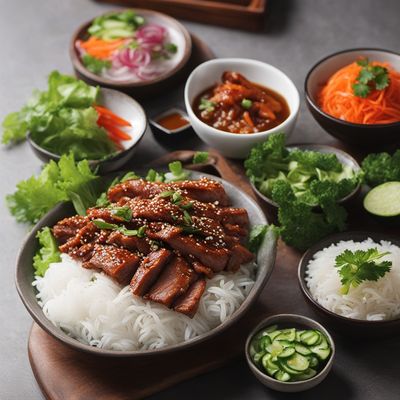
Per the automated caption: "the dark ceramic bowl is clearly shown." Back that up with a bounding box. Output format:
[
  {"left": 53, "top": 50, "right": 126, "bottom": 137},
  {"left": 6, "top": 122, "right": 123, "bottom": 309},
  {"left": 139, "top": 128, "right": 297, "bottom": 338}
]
[
  {"left": 70, "top": 9, "right": 192, "bottom": 98},
  {"left": 305, "top": 48, "right": 400, "bottom": 147},
  {"left": 251, "top": 144, "right": 361, "bottom": 208},
  {"left": 298, "top": 231, "right": 400, "bottom": 336},
  {"left": 27, "top": 88, "right": 148, "bottom": 174},
  {"left": 15, "top": 170, "right": 277, "bottom": 358},
  {"left": 245, "top": 314, "right": 335, "bottom": 392}
]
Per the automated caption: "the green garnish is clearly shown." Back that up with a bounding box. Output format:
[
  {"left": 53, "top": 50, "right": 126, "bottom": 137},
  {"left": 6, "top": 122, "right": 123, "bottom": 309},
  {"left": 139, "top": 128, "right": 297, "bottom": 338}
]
[
  {"left": 245, "top": 133, "right": 360, "bottom": 250},
  {"left": 361, "top": 149, "right": 400, "bottom": 187},
  {"left": 352, "top": 58, "right": 390, "bottom": 98},
  {"left": 33, "top": 227, "right": 61, "bottom": 277},
  {"left": 110, "top": 206, "right": 132, "bottom": 222},
  {"left": 335, "top": 248, "right": 392, "bottom": 294},
  {"left": 248, "top": 225, "right": 268, "bottom": 253},
  {"left": 199, "top": 97, "right": 216, "bottom": 113},
  {"left": 88, "top": 10, "right": 143, "bottom": 40},
  {"left": 92, "top": 219, "right": 147, "bottom": 237},
  {"left": 164, "top": 161, "right": 190, "bottom": 182},
  {"left": 6, "top": 153, "right": 99, "bottom": 224},
  {"left": 250, "top": 325, "right": 331, "bottom": 382},
  {"left": 1, "top": 71, "right": 117, "bottom": 160},
  {"left": 164, "top": 43, "right": 178, "bottom": 53},
  {"left": 82, "top": 54, "right": 111, "bottom": 74},
  {"left": 192, "top": 151, "right": 209, "bottom": 164},
  {"left": 241, "top": 98, "right": 253, "bottom": 109}
]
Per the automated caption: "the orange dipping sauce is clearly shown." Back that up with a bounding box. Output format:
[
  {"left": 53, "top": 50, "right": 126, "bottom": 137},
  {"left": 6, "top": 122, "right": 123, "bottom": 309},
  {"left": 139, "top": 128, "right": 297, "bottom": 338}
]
[{"left": 156, "top": 112, "right": 190, "bottom": 131}]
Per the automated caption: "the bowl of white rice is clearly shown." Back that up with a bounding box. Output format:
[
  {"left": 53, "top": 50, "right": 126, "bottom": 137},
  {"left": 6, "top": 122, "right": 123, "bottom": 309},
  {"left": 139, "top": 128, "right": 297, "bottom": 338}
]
[
  {"left": 16, "top": 171, "right": 278, "bottom": 357},
  {"left": 298, "top": 231, "right": 400, "bottom": 336}
]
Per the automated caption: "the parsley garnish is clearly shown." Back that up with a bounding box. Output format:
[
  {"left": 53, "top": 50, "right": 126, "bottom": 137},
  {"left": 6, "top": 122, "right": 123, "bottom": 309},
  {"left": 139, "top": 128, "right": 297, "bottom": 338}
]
[
  {"left": 334, "top": 247, "right": 392, "bottom": 294},
  {"left": 352, "top": 58, "right": 390, "bottom": 98},
  {"left": 82, "top": 54, "right": 111, "bottom": 74}
]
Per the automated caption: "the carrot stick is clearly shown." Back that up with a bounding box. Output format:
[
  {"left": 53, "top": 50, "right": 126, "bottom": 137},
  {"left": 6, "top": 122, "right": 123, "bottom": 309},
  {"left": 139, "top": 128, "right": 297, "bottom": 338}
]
[
  {"left": 98, "top": 120, "right": 132, "bottom": 141},
  {"left": 243, "top": 111, "right": 255, "bottom": 127},
  {"left": 95, "top": 105, "right": 132, "bottom": 127}
]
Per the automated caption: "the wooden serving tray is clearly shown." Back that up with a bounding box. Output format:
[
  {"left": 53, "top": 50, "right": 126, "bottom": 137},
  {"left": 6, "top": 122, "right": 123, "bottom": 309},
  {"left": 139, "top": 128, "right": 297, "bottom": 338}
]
[{"left": 95, "top": 0, "right": 267, "bottom": 31}]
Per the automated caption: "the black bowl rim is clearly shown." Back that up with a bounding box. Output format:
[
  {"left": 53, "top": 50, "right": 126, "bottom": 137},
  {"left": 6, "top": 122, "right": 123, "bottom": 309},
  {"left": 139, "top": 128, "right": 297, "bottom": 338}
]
[
  {"left": 26, "top": 87, "right": 148, "bottom": 165},
  {"left": 15, "top": 170, "right": 278, "bottom": 357},
  {"left": 250, "top": 143, "right": 362, "bottom": 208},
  {"left": 298, "top": 230, "right": 400, "bottom": 326},
  {"left": 244, "top": 313, "right": 335, "bottom": 386},
  {"left": 304, "top": 47, "right": 400, "bottom": 129},
  {"left": 70, "top": 8, "right": 192, "bottom": 88}
]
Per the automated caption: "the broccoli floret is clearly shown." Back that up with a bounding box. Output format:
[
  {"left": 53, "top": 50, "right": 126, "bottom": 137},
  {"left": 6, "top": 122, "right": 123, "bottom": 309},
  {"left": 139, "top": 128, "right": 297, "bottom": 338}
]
[
  {"left": 272, "top": 181, "right": 347, "bottom": 251},
  {"left": 244, "top": 133, "right": 290, "bottom": 183},
  {"left": 362, "top": 150, "right": 400, "bottom": 187},
  {"left": 289, "top": 149, "right": 342, "bottom": 172}
]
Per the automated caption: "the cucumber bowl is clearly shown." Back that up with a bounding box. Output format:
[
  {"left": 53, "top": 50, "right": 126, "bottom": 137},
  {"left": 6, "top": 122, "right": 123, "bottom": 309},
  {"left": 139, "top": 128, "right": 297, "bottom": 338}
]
[{"left": 245, "top": 314, "right": 335, "bottom": 392}]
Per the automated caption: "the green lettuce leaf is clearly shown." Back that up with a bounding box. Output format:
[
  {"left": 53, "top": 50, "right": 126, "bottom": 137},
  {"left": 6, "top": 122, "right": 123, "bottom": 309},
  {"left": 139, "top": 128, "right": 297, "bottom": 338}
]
[{"left": 33, "top": 227, "right": 61, "bottom": 276}]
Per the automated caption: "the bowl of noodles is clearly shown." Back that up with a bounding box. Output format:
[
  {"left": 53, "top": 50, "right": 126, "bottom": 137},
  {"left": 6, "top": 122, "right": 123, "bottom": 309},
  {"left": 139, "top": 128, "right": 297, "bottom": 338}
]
[{"left": 305, "top": 48, "right": 400, "bottom": 147}]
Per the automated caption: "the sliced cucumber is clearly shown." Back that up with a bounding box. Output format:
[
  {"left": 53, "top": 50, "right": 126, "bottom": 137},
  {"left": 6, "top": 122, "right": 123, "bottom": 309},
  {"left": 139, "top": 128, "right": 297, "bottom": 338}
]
[
  {"left": 294, "top": 368, "right": 317, "bottom": 381},
  {"left": 275, "top": 370, "right": 291, "bottom": 382},
  {"left": 266, "top": 341, "right": 283, "bottom": 356},
  {"left": 252, "top": 351, "right": 265, "bottom": 366},
  {"left": 275, "top": 328, "right": 296, "bottom": 342},
  {"left": 268, "top": 330, "right": 282, "bottom": 341},
  {"left": 312, "top": 346, "right": 331, "bottom": 361},
  {"left": 286, "top": 353, "right": 310, "bottom": 372},
  {"left": 279, "top": 360, "right": 303, "bottom": 375},
  {"left": 277, "top": 340, "right": 295, "bottom": 348},
  {"left": 308, "top": 355, "right": 319, "bottom": 368},
  {"left": 264, "top": 324, "right": 278, "bottom": 333},
  {"left": 262, "top": 354, "right": 280, "bottom": 376},
  {"left": 295, "top": 344, "right": 312, "bottom": 355},
  {"left": 300, "top": 330, "right": 320, "bottom": 346},
  {"left": 259, "top": 335, "right": 272, "bottom": 350},
  {"left": 364, "top": 182, "right": 400, "bottom": 217},
  {"left": 278, "top": 347, "right": 296, "bottom": 358},
  {"left": 102, "top": 20, "right": 129, "bottom": 29}
]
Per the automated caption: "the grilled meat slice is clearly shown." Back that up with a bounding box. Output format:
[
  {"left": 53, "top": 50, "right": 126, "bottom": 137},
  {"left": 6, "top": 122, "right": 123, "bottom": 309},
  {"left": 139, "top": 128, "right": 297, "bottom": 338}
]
[
  {"left": 219, "top": 207, "right": 249, "bottom": 228},
  {"left": 52, "top": 216, "right": 88, "bottom": 244},
  {"left": 59, "top": 222, "right": 109, "bottom": 255},
  {"left": 173, "top": 278, "right": 206, "bottom": 318},
  {"left": 148, "top": 225, "right": 229, "bottom": 272},
  {"left": 226, "top": 244, "right": 254, "bottom": 272},
  {"left": 130, "top": 249, "right": 172, "bottom": 296},
  {"left": 106, "top": 231, "right": 152, "bottom": 254},
  {"left": 108, "top": 177, "right": 229, "bottom": 206},
  {"left": 190, "top": 260, "right": 214, "bottom": 279},
  {"left": 83, "top": 244, "right": 140, "bottom": 285},
  {"left": 146, "top": 256, "right": 197, "bottom": 307}
]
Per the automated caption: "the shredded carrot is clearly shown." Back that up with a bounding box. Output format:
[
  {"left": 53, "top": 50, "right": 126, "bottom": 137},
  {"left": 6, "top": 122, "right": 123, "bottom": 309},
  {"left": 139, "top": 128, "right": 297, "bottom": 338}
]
[
  {"left": 94, "top": 105, "right": 132, "bottom": 127},
  {"left": 78, "top": 37, "right": 126, "bottom": 59},
  {"left": 318, "top": 61, "right": 400, "bottom": 124}
]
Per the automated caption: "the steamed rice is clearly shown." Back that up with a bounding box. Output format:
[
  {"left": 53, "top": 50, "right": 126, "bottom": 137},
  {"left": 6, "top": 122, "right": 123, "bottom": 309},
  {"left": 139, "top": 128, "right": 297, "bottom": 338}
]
[
  {"left": 305, "top": 238, "right": 400, "bottom": 321},
  {"left": 33, "top": 254, "right": 255, "bottom": 351}
]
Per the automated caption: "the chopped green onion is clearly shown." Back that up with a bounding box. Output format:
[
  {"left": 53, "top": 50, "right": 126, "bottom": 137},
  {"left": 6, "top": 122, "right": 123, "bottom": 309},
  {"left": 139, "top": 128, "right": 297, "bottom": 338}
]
[
  {"left": 241, "top": 98, "right": 253, "bottom": 109},
  {"left": 193, "top": 151, "right": 209, "bottom": 164}
]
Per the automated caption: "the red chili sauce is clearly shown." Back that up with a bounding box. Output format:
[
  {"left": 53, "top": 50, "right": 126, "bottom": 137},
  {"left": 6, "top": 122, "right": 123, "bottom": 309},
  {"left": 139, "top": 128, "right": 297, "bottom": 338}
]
[
  {"left": 156, "top": 112, "right": 190, "bottom": 131},
  {"left": 193, "top": 71, "right": 290, "bottom": 134}
]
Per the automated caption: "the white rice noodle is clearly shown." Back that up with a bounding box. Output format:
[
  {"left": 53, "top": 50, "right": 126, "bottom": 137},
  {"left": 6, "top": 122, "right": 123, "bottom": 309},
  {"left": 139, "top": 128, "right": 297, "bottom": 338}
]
[
  {"left": 33, "top": 254, "right": 255, "bottom": 351},
  {"left": 305, "top": 238, "right": 400, "bottom": 321}
]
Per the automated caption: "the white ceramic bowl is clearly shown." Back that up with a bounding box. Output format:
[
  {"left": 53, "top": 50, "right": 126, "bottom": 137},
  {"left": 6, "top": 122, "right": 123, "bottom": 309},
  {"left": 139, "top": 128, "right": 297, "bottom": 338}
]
[{"left": 184, "top": 58, "right": 300, "bottom": 159}]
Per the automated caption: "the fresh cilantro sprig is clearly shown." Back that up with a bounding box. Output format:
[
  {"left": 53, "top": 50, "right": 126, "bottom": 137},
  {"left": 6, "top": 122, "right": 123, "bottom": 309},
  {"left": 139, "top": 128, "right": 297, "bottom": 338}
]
[
  {"left": 352, "top": 58, "right": 390, "bottom": 98},
  {"left": 334, "top": 248, "right": 392, "bottom": 294}
]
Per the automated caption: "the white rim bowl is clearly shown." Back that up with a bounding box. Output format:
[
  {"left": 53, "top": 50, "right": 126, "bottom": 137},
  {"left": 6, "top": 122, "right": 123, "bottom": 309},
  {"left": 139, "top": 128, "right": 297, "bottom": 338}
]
[{"left": 184, "top": 58, "right": 300, "bottom": 159}]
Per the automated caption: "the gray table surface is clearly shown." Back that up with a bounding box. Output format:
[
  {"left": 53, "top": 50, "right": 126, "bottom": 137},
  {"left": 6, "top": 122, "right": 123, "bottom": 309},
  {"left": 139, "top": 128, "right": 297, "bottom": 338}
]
[{"left": 1, "top": 0, "right": 399, "bottom": 399}]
